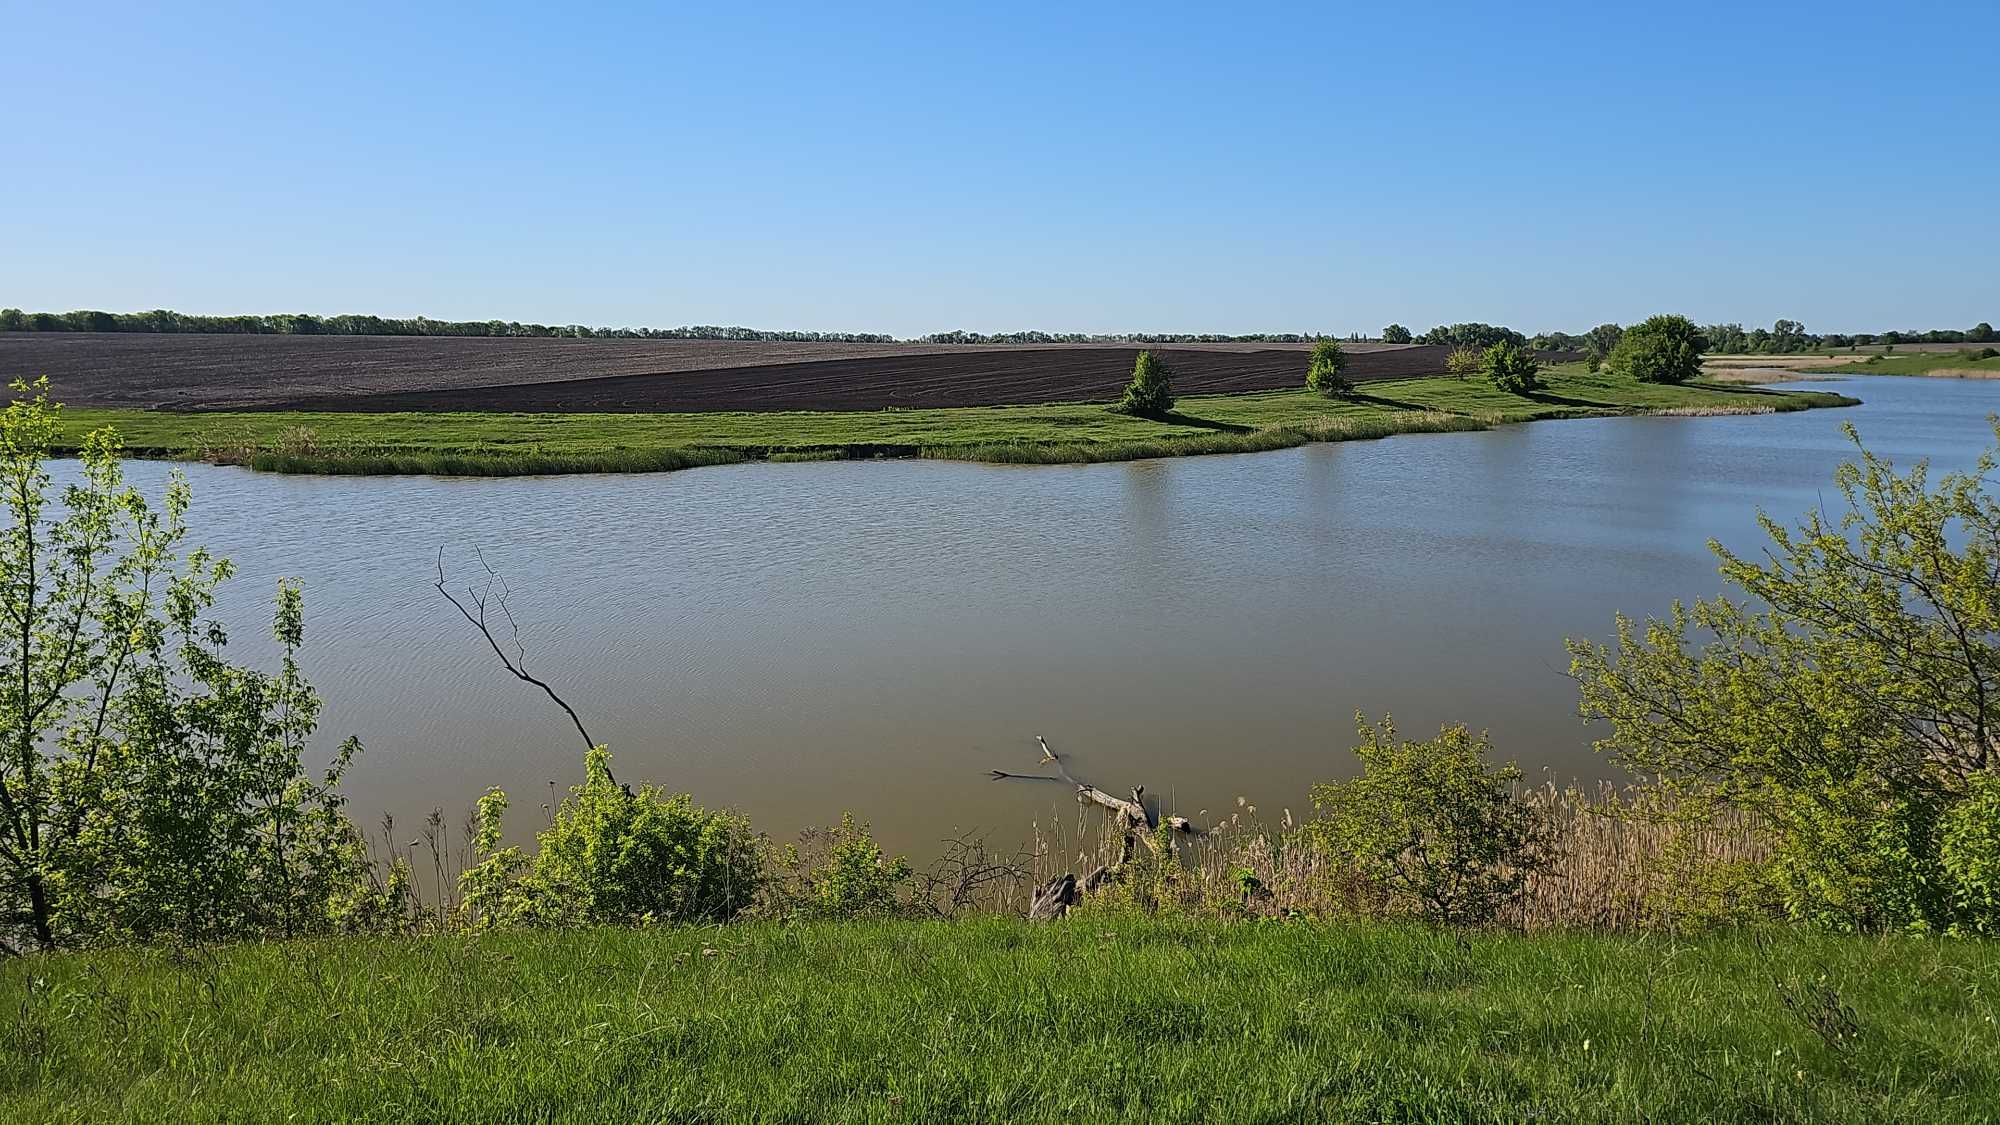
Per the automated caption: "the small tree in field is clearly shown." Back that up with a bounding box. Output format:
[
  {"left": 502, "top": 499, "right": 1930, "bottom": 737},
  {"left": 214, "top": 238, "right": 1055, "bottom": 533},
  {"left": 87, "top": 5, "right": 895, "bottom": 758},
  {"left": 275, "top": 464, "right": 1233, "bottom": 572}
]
[
  {"left": 1306, "top": 340, "right": 1352, "bottom": 397},
  {"left": 1117, "top": 350, "right": 1175, "bottom": 416},
  {"left": 1570, "top": 423, "right": 2000, "bottom": 933},
  {"left": 1482, "top": 340, "right": 1543, "bottom": 394},
  {"left": 1605, "top": 314, "right": 1706, "bottom": 384},
  {"left": 1443, "top": 347, "right": 1482, "bottom": 378},
  {"left": 1306, "top": 715, "right": 1547, "bottom": 926}
]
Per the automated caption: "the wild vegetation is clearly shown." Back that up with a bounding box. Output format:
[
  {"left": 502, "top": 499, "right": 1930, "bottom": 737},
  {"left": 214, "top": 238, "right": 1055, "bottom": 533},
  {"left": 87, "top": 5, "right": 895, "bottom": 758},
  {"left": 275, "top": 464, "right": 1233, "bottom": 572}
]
[
  {"left": 1113, "top": 350, "right": 1175, "bottom": 417},
  {"left": 5, "top": 363, "right": 1994, "bottom": 1119},
  {"left": 1304, "top": 339, "right": 1351, "bottom": 397},
  {"left": 1606, "top": 314, "right": 1705, "bottom": 385},
  {"left": 1481, "top": 340, "right": 1543, "bottom": 393}
]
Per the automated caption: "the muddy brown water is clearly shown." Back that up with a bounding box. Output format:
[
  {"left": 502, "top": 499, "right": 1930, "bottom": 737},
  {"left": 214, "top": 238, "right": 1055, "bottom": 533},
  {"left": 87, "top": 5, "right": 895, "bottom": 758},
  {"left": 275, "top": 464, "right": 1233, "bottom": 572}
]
[{"left": 48, "top": 376, "right": 2000, "bottom": 856}]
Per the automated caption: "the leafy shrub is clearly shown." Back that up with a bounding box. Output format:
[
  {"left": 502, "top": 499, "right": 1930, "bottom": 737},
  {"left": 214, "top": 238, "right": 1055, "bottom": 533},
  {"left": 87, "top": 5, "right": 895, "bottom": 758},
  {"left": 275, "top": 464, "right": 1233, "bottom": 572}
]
[
  {"left": 1117, "top": 350, "right": 1175, "bottom": 416},
  {"left": 765, "top": 812, "right": 912, "bottom": 919},
  {"left": 1967, "top": 346, "right": 1999, "bottom": 361},
  {"left": 1940, "top": 774, "right": 2000, "bottom": 934},
  {"left": 1305, "top": 340, "right": 1352, "bottom": 397},
  {"left": 459, "top": 746, "right": 763, "bottom": 927},
  {"left": 0, "top": 382, "right": 375, "bottom": 950},
  {"left": 1571, "top": 422, "right": 2000, "bottom": 933},
  {"left": 1304, "top": 715, "right": 1548, "bottom": 925},
  {"left": 1443, "top": 347, "right": 1482, "bottom": 378},
  {"left": 1482, "top": 341, "right": 1543, "bottom": 394},
  {"left": 1605, "top": 314, "right": 1706, "bottom": 384}
]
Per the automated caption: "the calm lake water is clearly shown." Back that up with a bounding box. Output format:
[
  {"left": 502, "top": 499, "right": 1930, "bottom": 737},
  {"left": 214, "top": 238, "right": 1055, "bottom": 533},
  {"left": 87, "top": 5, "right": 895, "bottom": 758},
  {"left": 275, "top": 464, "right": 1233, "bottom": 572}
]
[{"left": 69, "top": 376, "right": 2000, "bottom": 855}]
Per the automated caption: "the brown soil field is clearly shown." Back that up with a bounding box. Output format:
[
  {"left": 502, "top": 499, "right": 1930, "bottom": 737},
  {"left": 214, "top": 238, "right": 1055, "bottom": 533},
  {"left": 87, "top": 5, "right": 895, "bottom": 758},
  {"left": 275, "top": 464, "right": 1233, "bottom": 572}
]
[{"left": 0, "top": 333, "right": 1463, "bottom": 413}]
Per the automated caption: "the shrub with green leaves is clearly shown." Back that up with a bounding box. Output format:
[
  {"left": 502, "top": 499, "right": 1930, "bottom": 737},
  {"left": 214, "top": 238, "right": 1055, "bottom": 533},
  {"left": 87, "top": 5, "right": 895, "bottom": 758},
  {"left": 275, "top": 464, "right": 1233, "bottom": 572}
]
[
  {"left": 1571, "top": 423, "right": 2000, "bottom": 933},
  {"left": 1305, "top": 340, "right": 1352, "bottom": 398},
  {"left": 1443, "top": 347, "right": 1482, "bottom": 378},
  {"left": 1605, "top": 314, "right": 1706, "bottom": 384},
  {"left": 0, "top": 381, "right": 373, "bottom": 951},
  {"left": 1117, "top": 350, "right": 1175, "bottom": 416},
  {"left": 1482, "top": 341, "right": 1543, "bottom": 394},
  {"left": 459, "top": 746, "right": 763, "bottom": 927},
  {"left": 1304, "top": 715, "right": 1548, "bottom": 926},
  {"left": 764, "top": 812, "right": 913, "bottom": 919}
]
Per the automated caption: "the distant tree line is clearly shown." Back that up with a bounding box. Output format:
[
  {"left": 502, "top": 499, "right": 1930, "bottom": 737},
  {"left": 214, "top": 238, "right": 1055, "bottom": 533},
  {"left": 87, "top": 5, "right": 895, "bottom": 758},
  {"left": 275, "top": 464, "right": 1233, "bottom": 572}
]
[
  {"left": 1699, "top": 319, "right": 1995, "bottom": 353},
  {"left": 916, "top": 330, "right": 1358, "bottom": 345},
  {"left": 0, "top": 307, "right": 896, "bottom": 343},
  {"left": 2, "top": 307, "right": 1990, "bottom": 353}
]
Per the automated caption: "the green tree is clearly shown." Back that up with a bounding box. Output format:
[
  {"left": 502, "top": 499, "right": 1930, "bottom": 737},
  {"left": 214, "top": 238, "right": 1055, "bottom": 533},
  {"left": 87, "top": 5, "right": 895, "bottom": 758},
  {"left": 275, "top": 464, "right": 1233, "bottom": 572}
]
[
  {"left": 1570, "top": 424, "right": 2000, "bottom": 933},
  {"left": 1605, "top": 314, "right": 1706, "bottom": 384},
  {"left": 1443, "top": 347, "right": 1483, "bottom": 378},
  {"left": 0, "top": 381, "right": 371, "bottom": 950},
  {"left": 1585, "top": 323, "right": 1625, "bottom": 358},
  {"left": 1305, "top": 340, "right": 1352, "bottom": 397},
  {"left": 1971, "top": 322, "right": 1995, "bottom": 344},
  {"left": 1305, "top": 715, "right": 1548, "bottom": 926},
  {"left": 1482, "top": 340, "right": 1543, "bottom": 394},
  {"left": 1381, "top": 324, "right": 1412, "bottom": 344},
  {"left": 1117, "top": 350, "right": 1175, "bottom": 416},
  {"left": 0, "top": 309, "right": 22, "bottom": 332}
]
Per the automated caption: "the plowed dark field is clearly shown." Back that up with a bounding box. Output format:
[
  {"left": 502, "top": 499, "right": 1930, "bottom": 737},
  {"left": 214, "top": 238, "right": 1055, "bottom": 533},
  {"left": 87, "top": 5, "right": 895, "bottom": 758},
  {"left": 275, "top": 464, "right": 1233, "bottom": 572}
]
[{"left": 0, "top": 333, "right": 1455, "bottom": 413}]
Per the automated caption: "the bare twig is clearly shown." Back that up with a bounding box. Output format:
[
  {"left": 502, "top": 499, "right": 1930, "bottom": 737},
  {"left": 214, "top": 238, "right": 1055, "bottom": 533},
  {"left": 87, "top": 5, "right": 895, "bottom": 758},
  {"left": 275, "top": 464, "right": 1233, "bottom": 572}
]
[{"left": 434, "top": 547, "right": 601, "bottom": 759}]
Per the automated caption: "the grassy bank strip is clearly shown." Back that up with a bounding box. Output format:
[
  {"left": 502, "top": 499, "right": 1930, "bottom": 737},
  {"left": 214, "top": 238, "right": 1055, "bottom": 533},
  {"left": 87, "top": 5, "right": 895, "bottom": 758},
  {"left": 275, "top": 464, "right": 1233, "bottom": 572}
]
[
  {"left": 5, "top": 918, "right": 1995, "bottom": 1123},
  {"left": 1816, "top": 352, "right": 2000, "bottom": 378},
  {"left": 50, "top": 367, "right": 1858, "bottom": 477}
]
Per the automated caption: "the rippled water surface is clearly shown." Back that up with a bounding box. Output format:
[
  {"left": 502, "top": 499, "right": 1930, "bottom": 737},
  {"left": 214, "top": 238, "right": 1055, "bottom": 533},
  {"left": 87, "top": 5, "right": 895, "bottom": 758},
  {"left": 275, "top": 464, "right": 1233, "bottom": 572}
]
[{"left": 76, "top": 376, "right": 2000, "bottom": 853}]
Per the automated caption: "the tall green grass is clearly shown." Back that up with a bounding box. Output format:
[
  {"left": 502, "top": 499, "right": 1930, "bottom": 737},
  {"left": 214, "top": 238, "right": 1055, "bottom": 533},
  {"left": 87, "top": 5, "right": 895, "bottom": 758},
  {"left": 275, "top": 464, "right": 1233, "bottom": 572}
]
[{"left": 5, "top": 917, "right": 1994, "bottom": 1123}]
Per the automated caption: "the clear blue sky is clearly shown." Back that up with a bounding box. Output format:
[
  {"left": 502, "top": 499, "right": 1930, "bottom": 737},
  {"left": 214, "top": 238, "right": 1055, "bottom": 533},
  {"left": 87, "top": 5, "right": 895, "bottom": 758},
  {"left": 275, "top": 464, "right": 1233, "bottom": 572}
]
[{"left": 3, "top": 1, "right": 1994, "bottom": 337}]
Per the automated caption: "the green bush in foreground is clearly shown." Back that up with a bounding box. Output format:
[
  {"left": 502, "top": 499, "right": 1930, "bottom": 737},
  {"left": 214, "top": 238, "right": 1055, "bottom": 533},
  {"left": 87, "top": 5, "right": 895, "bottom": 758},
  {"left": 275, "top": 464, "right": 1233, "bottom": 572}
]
[
  {"left": 1305, "top": 339, "right": 1352, "bottom": 397},
  {"left": 459, "top": 746, "right": 763, "bottom": 927},
  {"left": 765, "top": 812, "right": 913, "bottom": 919},
  {"left": 1482, "top": 340, "right": 1544, "bottom": 394},
  {"left": 1571, "top": 421, "right": 2000, "bottom": 934},
  {"left": 1116, "top": 349, "right": 1175, "bottom": 416},
  {"left": 1606, "top": 313, "right": 1706, "bottom": 384},
  {"left": 1306, "top": 715, "right": 1548, "bottom": 925}
]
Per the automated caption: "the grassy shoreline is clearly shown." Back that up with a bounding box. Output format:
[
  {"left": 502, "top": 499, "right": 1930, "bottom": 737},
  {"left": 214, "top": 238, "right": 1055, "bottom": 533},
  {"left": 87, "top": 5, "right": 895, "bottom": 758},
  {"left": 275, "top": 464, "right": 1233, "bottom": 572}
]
[
  {"left": 7, "top": 917, "right": 1995, "bottom": 1123},
  {"left": 50, "top": 366, "right": 1859, "bottom": 477},
  {"left": 1815, "top": 352, "right": 2000, "bottom": 378}
]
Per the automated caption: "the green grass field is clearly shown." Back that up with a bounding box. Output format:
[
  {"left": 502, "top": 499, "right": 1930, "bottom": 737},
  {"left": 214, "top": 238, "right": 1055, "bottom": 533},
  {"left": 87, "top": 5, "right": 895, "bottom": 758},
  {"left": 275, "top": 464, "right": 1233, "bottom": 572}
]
[
  {"left": 1817, "top": 351, "right": 2000, "bottom": 378},
  {"left": 4, "top": 917, "right": 1995, "bottom": 1123},
  {"left": 50, "top": 366, "right": 1857, "bottom": 477}
]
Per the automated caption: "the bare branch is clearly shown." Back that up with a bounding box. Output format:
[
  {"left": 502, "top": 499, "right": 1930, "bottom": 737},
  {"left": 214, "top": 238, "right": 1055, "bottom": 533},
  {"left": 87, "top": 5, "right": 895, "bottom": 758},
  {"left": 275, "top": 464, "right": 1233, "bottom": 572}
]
[{"left": 434, "top": 546, "right": 599, "bottom": 757}]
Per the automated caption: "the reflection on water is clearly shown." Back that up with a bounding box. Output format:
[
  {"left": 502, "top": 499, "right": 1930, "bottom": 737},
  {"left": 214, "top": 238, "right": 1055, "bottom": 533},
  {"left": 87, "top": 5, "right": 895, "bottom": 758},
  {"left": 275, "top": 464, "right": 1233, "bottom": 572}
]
[{"left": 62, "top": 376, "right": 2000, "bottom": 854}]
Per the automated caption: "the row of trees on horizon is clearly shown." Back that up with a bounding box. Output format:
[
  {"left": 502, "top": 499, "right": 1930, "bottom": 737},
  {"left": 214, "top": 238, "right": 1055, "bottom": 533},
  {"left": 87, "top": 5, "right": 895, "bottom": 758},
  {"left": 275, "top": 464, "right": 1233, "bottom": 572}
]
[{"left": 1, "top": 307, "right": 1991, "bottom": 351}]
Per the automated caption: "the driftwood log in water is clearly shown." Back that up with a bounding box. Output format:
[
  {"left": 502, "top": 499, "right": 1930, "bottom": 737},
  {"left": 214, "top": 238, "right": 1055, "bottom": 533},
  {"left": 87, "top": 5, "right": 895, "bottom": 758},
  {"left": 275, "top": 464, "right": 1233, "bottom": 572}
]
[{"left": 991, "top": 736, "right": 1200, "bottom": 919}]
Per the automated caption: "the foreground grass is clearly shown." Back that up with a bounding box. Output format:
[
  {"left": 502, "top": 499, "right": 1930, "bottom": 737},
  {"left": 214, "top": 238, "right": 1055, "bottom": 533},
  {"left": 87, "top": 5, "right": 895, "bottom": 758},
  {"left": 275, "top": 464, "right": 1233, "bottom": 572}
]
[
  {"left": 1817, "top": 351, "right": 2000, "bottom": 378},
  {"left": 4, "top": 918, "right": 1994, "bottom": 1123},
  {"left": 49, "top": 366, "right": 1857, "bottom": 477}
]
